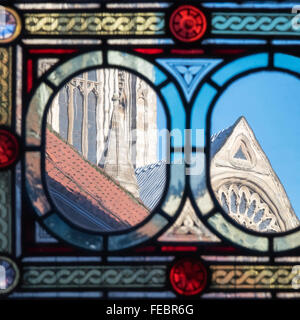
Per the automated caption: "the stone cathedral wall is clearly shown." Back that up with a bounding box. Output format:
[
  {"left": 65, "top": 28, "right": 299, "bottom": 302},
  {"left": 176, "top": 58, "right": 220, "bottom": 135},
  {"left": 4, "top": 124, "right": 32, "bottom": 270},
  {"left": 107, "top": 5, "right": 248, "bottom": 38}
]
[{"left": 47, "top": 68, "right": 158, "bottom": 198}]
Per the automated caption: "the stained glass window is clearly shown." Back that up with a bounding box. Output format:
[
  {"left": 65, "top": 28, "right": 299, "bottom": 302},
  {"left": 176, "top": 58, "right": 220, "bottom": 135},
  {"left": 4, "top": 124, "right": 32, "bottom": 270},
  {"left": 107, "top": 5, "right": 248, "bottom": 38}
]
[{"left": 0, "top": 0, "right": 300, "bottom": 305}]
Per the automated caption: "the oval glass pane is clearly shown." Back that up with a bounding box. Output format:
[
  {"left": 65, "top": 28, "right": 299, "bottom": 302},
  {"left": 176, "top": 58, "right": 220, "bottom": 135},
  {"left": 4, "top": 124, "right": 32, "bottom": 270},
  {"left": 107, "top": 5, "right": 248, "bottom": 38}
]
[
  {"left": 45, "top": 68, "right": 167, "bottom": 232},
  {"left": 210, "top": 71, "right": 300, "bottom": 233}
]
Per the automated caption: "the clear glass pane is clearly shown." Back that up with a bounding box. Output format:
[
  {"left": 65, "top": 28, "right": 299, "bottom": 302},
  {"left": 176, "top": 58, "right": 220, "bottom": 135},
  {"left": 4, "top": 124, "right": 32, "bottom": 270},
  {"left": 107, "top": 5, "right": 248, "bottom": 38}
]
[
  {"left": 45, "top": 68, "right": 167, "bottom": 232},
  {"left": 210, "top": 70, "right": 300, "bottom": 233}
]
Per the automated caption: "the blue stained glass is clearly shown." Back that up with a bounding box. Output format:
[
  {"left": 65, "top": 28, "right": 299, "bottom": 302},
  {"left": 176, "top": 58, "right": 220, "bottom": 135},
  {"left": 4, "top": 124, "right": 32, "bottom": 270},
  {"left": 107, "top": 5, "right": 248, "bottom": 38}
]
[
  {"left": 212, "top": 53, "right": 269, "bottom": 86},
  {"left": 0, "top": 24, "right": 15, "bottom": 38},
  {"left": 274, "top": 53, "right": 300, "bottom": 75},
  {"left": 160, "top": 83, "right": 185, "bottom": 148},
  {"left": 191, "top": 82, "right": 217, "bottom": 147}
]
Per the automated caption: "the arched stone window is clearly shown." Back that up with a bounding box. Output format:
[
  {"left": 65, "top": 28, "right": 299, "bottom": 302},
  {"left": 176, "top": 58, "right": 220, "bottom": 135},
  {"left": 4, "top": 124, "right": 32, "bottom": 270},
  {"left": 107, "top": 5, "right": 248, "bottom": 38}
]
[
  {"left": 72, "top": 87, "right": 83, "bottom": 153},
  {"left": 217, "top": 183, "right": 281, "bottom": 232},
  {"left": 58, "top": 85, "right": 69, "bottom": 141},
  {"left": 88, "top": 70, "right": 97, "bottom": 81},
  {"left": 87, "top": 90, "right": 97, "bottom": 164}
]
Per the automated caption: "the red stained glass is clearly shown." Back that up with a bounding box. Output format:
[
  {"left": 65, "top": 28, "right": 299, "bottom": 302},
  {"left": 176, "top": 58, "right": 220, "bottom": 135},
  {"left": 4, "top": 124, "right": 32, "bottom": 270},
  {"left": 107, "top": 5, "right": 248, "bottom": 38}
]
[
  {"left": 133, "top": 48, "right": 164, "bottom": 54},
  {"left": 170, "top": 258, "right": 207, "bottom": 296},
  {"left": 28, "top": 49, "right": 78, "bottom": 54},
  {"left": 0, "top": 129, "right": 19, "bottom": 168},
  {"left": 161, "top": 246, "right": 198, "bottom": 252},
  {"left": 169, "top": 5, "right": 207, "bottom": 42},
  {"left": 27, "top": 59, "right": 33, "bottom": 93},
  {"left": 171, "top": 49, "right": 205, "bottom": 54}
]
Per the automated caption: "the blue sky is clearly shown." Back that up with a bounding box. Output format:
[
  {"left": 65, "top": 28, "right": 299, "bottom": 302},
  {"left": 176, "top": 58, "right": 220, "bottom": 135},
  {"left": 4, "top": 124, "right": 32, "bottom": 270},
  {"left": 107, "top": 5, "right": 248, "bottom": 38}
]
[{"left": 211, "top": 71, "right": 300, "bottom": 218}]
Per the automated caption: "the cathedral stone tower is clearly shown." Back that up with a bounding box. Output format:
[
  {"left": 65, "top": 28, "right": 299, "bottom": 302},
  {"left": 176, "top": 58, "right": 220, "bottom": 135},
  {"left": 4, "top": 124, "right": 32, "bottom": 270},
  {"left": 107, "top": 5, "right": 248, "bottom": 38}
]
[
  {"left": 103, "top": 78, "right": 139, "bottom": 198},
  {"left": 47, "top": 68, "right": 158, "bottom": 200},
  {"left": 210, "top": 116, "right": 299, "bottom": 232}
]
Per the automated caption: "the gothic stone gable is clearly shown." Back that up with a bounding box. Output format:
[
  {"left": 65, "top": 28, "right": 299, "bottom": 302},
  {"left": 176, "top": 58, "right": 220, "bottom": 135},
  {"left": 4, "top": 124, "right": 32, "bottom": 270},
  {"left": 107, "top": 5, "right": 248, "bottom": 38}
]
[{"left": 210, "top": 116, "right": 299, "bottom": 232}]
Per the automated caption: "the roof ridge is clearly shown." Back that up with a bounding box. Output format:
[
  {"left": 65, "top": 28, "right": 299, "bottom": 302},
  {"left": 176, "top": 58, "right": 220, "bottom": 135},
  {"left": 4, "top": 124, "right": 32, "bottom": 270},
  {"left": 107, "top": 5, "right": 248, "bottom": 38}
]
[
  {"left": 209, "top": 117, "right": 250, "bottom": 159},
  {"left": 211, "top": 124, "right": 234, "bottom": 142},
  {"left": 47, "top": 127, "right": 148, "bottom": 209},
  {"left": 46, "top": 129, "right": 150, "bottom": 230},
  {"left": 135, "top": 160, "right": 167, "bottom": 174}
]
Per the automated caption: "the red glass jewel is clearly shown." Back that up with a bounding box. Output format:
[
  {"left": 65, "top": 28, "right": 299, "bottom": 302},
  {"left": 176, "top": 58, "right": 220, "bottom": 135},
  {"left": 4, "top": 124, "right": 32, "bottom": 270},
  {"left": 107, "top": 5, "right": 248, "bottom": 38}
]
[
  {"left": 170, "top": 258, "right": 207, "bottom": 296},
  {"left": 0, "top": 129, "right": 19, "bottom": 168},
  {"left": 169, "top": 5, "right": 207, "bottom": 42}
]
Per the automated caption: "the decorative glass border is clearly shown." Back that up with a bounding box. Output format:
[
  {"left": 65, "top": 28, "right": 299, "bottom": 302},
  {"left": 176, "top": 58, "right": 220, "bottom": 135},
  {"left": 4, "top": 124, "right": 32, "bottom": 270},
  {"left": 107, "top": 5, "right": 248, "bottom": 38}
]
[{"left": 1, "top": 1, "right": 300, "bottom": 299}]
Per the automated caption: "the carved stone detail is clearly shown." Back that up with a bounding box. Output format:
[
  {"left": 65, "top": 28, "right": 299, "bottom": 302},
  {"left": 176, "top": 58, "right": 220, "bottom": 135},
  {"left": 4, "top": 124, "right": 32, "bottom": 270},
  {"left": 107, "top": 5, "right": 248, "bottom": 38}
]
[
  {"left": 48, "top": 68, "right": 158, "bottom": 200},
  {"left": 37, "top": 58, "right": 59, "bottom": 77},
  {"left": 159, "top": 198, "right": 220, "bottom": 242},
  {"left": 211, "top": 117, "right": 300, "bottom": 232},
  {"left": 217, "top": 183, "right": 280, "bottom": 232}
]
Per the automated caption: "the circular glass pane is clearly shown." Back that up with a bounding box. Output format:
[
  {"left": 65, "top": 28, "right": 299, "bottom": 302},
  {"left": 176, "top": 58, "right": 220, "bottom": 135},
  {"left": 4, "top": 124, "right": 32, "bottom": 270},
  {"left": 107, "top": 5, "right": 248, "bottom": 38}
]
[
  {"left": 210, "top": 70, "right": 300, "bottom": 233},
  {"left": 0, "top": 6, "right": 21, "bottom": 43},
  {"left": 0, "top": 257, "right": 18, "bottom": 294},
  {"left": 45, "top": 68, "right": 167, "bottom": 232}
]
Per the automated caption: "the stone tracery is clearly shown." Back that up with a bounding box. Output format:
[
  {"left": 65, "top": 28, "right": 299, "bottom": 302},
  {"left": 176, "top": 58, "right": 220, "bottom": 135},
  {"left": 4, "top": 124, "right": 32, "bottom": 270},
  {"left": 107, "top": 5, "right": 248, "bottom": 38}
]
[
  {"left": 210, "top": 117, "right": 299, "bottom": 233},
  {"left": 216, "top": 183, "right": 281, "bottom": 232}
]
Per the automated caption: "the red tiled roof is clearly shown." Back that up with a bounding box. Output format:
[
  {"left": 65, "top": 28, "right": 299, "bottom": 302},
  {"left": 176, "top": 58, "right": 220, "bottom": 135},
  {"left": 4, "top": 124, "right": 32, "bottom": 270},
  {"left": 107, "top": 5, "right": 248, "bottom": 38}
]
[{"left": 46, "top": 129, "right": 149, "bottom": 231}]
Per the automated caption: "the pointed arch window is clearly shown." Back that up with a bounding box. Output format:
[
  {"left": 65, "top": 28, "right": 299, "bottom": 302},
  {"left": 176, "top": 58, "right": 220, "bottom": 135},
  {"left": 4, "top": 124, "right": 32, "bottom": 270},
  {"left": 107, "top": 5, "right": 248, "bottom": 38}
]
[
  {"left": 88, "top": 70, "right": 97, "bottom": 81},
  {"left": 58, "top": 85, "right": 69, "bottom": 142},
  {"left": 87, "top": 90, "right": 97, "bottom": 164},
  {"left": 73, "top": 87, "right": 83, "bottom": 153}
]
